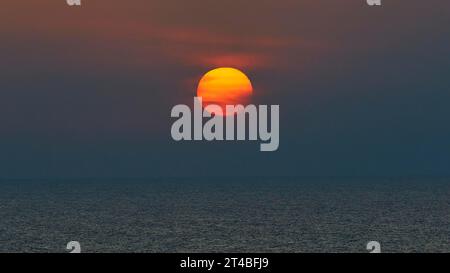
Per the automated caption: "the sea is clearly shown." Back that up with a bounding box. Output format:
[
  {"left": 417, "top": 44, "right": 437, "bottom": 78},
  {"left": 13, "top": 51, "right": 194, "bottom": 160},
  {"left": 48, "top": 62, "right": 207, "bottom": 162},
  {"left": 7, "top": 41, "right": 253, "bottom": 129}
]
[{"left": 0, "top": 177, "right": 449, "bottom": 253}]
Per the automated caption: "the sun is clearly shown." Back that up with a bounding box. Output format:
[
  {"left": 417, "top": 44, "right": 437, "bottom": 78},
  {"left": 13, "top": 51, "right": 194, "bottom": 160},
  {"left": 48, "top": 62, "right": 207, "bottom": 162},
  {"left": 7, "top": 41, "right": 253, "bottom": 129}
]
[{"left": 197, "top": 67, "right": 253, "bottom": 115}]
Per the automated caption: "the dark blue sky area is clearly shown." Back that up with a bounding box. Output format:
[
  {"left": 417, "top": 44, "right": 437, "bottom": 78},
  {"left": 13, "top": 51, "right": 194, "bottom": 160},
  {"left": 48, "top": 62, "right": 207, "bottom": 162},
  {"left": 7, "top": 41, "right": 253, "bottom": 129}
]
[{"left": 0, "top": 1, "right": 449, "bottom": 178}]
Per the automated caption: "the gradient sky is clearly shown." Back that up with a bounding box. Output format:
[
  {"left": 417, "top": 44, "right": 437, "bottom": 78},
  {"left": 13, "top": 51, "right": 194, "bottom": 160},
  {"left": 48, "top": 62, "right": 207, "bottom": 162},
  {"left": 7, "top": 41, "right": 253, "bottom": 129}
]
[{"left": 1, "top": 0, "right": 449, "bottom": 178}]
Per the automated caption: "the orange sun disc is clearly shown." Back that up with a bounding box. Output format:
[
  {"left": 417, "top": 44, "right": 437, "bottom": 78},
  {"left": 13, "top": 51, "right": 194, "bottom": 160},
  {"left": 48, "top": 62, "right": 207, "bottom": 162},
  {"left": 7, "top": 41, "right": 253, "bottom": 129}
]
[{"left": 197, "top": 67, "right": 253, "bottom": 115}]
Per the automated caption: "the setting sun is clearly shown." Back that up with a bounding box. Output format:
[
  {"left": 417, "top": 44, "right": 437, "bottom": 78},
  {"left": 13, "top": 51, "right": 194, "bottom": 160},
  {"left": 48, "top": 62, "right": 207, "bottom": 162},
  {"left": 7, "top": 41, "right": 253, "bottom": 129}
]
[{"left": 197, "top": 68, "right": 253, "bottom": 115}]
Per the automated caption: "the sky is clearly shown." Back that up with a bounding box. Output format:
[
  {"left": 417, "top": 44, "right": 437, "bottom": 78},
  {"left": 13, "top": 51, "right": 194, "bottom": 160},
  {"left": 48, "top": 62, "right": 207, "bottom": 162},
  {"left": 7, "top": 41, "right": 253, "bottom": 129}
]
[{"left": 0, "top": 0, "right": 449, "bottom": 178}]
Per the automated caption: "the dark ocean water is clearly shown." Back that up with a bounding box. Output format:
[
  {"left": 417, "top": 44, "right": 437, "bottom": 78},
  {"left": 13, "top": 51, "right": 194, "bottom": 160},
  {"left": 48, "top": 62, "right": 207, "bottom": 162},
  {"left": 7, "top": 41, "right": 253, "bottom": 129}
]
[{"left": 0, "top": 177, "right": 450, "bottom": 253}]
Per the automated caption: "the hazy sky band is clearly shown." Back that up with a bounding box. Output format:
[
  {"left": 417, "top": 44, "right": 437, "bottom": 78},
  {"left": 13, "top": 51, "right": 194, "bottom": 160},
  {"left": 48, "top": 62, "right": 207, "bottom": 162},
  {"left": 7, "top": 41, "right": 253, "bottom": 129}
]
[{"left": 0, "top": 0, "right": 449, "bottom": 178}]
